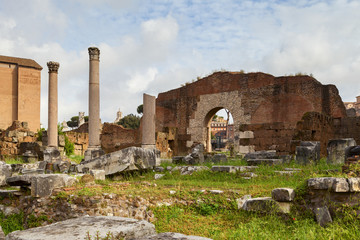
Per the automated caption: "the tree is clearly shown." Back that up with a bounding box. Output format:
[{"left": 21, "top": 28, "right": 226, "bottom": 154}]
[
  {"left": 67, "top": 115, "right": 88, "bottom": 128},
  {"left": 137, "top": 104, "right": 143, "bottom": 115},
  {"left": 117, "top": 114, "right": 140, "bottom": 129}
]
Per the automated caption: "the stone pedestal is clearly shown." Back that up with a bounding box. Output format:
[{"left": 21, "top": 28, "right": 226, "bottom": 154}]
[
  {"left": 141, "top": 94, "right": 156, "bottom": 149},
  {"left": 84, "top": 47, "right": 104, "bottom": 161}
]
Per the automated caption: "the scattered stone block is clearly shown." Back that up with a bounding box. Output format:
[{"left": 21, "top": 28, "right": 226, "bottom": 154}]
[
  {"left": 166, "top": 166, "right": 172, "bottom": 171},
  {"left": 348, "top": 178, "right": 360, "bottom": 192},
  {"left": 209, "top": 190, "right": 223, "bottom": 194},
  {"left": 137, "top": 232, "right": 212, "bottom": 240},
  {"left": 247, "top": 159, "right": 282, "bottom": 166},
  {"left": 31, "top": 174, "right": 77, "bottom": 198},
  {"left": 169, "top": 190, "right": 176, "bottom": 195},
  {"left": 76, "top": 147, "right": 159, "bottom": 175},
  {"left": 313, "top": 206, "right": 332, "bottom": 227},
  {"left": 90, "top": 169, "right": 106, "bottom": 180},
  {"left": 236, "top": 195, "right": 251, "bottom": 209},
  {"left": 271, "top": 188, "right": 295, "bottom": 202},
  {"left": 155, "top": 174, "right": 165, "bottom": 180},
  {"left": 243, "top": 197, "right": 280, "bottom": 212},
  {"left": 183, "top": 144, "right": 205, "bottom": 165},
  {"left": 155, "top": 166, "right": 165, "bottom": 172},
  {"left": 274, "top": 171, "right": 298, "bottom": 176},
  {"left": 332, "top": 178, "right": 349, "bottom": 192},
  {"left": 307, "top": 177, "right": 335, "bottom": 190},
  {"left": 240, "top": 172, "right": 258, "bottom": 178},
  {"left": 244, "top": 150, "right": 277, "bottom": 160},
  {"left": 295, "top": 141, "right": 320, "bottom": 164},
  {"left": 171, "top": 166, "right": 209, "bottom": 175},
  {"left": 211, "top": 165, "right": 238, "bottom": 173},
  {"left": 0, "top": 162, "right": 11, "bottom": 186},
  {"left": 43, "top": 147, "right": 61, "bottom": 162},
  {"left": 5, "top": 216, "right": 156, "bottom": 240},
  {"left": 327, "top": 138, "right": 356, "bottom": 165},
  {"left": 0, "top": 190, "right": 22, "bottom": 198},
  {"left": 6, "top": 175, "right": 33, "bottom": 186}
]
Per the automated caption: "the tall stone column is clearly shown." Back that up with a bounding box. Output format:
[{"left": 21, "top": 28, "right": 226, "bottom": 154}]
[
  {"left": 47, "top": 61, "right": 59, "bottom": 147},
  {"left": 142, "top": 94, "right": 156, "bottom": 149},
  {"left": 85, "top": 47, "right": 104, "bottom": 160},
  {"left": 44, "top": 61, "right": 61, "bottom": 163}
]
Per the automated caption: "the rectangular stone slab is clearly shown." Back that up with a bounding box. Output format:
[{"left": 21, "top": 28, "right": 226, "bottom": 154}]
[{"left": 6, "top": 216, "right": 156, "bottom": 240}]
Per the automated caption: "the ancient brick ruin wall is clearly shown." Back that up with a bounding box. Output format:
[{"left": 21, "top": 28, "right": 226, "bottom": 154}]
[
  {"left": 100, "top": 123, "right": 141, "bottom": 154},
  {"left": 240, "top": 122, "right": 295, "bottom": 156},
  {"left": 0, "top": 64, "right": 41, "bottom": 132},
  {"left": 156, "top": 72, "right": 346, "bottom": 155}
]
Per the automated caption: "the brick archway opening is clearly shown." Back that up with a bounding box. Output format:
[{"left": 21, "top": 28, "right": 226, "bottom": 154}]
[{"left": 204, "top": 107, "right": 234, "bottom": 152}]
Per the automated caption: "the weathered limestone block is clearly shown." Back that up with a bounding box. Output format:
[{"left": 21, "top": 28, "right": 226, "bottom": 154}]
[
  {"left": 134, "top": 232, "right": 213, "bottom": 240},
  {"left": 171, "top": 166, "right": 209, "bottom": 175},
  {"left": 277, "top": 202, "right": 292, "bottom": 214},
  {"left": 307, "top": 177, "right": 335, "bottom": 190},
  {"left": 327, "top": 138, "right": 356, "bottom": 165},
  {"left": 236, "top": 195, "right": 252, "bottom": 209},
  {"left": 43, "top": 147, "right": 61, "bottom": 163},
  {"left": 90, "top": 169, "right": 106, "bottom": 180},
  {"left": 31, "top": 174, "right": 77, "bottom": 197},
  {"left": 244, "top": 150, "right": 277, "bottom": 160},
  {"left": 242, "top": 197, "right": 280, "bottom": 212},
  {"left": 6, "top": 175, "right": 33, "bottom": 186},
  {"left": 271, "top": 188, "right": 295, "bottom": 202},
  {"left": 211, "top": 165, "right": 238, "bottom": 173},
  {"left": 332, "top": 178, "right": 349, "bottom": 192},
  {"left": 0, "top": 225, "right": 5, "bottom": 240},
  {"left": 0, "top": 162, "right": 11, "bottom": 186},
  {"left": 295, "top": 141, "right": 320, "bottom": 164},
  {"left": 183, "top": 144, "right": 204, "bottom": 165},
  {"left": 6, "top": 216, "right": 156, "bottom": 240},
  {"left": 247, "top": 159, "right": 282, "bottom": 166},
  {"left": 76, "top": 147, "right": 159, "bottom": 175},
  {"left": 313, "top": 206, "right": 332, "bottom": 227},
  {"left": 348, "top": 178, "right": 360, "bottom": 192}
]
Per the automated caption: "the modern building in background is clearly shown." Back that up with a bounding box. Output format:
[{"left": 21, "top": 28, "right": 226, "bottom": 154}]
[{"left": 0, "top": 55, "right": 42, "bottom": 131}]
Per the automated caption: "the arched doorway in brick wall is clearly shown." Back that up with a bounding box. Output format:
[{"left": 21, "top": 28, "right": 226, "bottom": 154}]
[
  {"left": 186, "top": 91, "right": 250, "bottom": 153},
  {"left": 204, "top": 108, "right": 234, "bottom": 152}
]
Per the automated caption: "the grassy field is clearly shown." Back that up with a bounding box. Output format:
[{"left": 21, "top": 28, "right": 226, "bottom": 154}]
[{"left": 1, "top": 156, "right": 360, "bottom": 239}]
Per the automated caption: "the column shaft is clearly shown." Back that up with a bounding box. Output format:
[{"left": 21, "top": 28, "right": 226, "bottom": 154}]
[
  {"left": 88, "top": 47, "right": 100, "bottom": 147},
  {"left": 47, "top": 62, "right": 59, "bottom": 147},
  {"left": 142, "top": 94, "right": 156, "bottom": 148}
]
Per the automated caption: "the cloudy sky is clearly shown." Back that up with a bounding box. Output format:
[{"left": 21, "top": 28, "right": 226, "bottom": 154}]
[{"left": 0, "top": 0, "right": 359, "bottom": 127}]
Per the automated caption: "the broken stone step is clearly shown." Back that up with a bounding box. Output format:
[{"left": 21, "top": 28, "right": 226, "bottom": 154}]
[{"left": 247, "top": 159, "right": 283, "bottom": 166}]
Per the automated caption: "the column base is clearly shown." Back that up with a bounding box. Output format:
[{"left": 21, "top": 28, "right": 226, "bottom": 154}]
[
  {"left": 84, "top": 146, "right": 105, "bottom": 161},
  {"left": 43, "top": 146, "right": 61, "bottom": 163},
  {"left": 141, "top": 144, "right": 156, "bottom": 149}
]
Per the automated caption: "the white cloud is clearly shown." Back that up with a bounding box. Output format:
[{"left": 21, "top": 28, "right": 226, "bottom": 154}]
[
  {"left": 1, "top": 0, "right": 360, "bottom": 128},
  {"left": 127, "top": 68, "right": 159, "bottom": 93}
]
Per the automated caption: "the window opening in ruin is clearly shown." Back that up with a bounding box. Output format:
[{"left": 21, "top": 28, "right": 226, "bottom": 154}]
[{"left": 205, "top": 108, "right": 234, "bottom": 152}]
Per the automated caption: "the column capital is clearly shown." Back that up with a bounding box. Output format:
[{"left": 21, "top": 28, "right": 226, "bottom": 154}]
[
  {"left": 88, "top": 47, "right": 100, "bottom": 60},
  {"left": 47, "top": 61, "right": 60, "bottom": 73}
]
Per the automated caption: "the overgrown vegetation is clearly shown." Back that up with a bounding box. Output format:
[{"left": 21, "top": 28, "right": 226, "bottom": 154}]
[
  {"left": 58, "top": 125, "right": 74, "bottom": 156},
  {"left": 1, "top": 155, "right": 359, "bottom": 239},
  {"left": 117, "top": 114, "right": 140, "bottom": 129}
]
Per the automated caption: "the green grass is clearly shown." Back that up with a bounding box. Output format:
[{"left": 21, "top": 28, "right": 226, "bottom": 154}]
[
  {"left": 0, "top": 155, "right": 355, "bottom": 239},
  {"left": 68, "top": 155, "right": 84, "bottom": 164},
  {"left": 3, "top": 157, "right": 25, "bottom": 164}
]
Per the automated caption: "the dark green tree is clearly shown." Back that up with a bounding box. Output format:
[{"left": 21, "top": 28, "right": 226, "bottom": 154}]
[
  {"left": 137, "top": 104, "right": 143, "bottom": 115},
  {"left": 117, "top": 114, "right": 140, "bottom": 129},
  {"left": 67, "top": 115, "right": 89, "bottom": 128}
]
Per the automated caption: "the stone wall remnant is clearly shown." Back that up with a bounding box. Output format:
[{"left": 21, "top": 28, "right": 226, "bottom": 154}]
[{"left": 156, "top": 72, "right": 346, "bottom": 155}]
